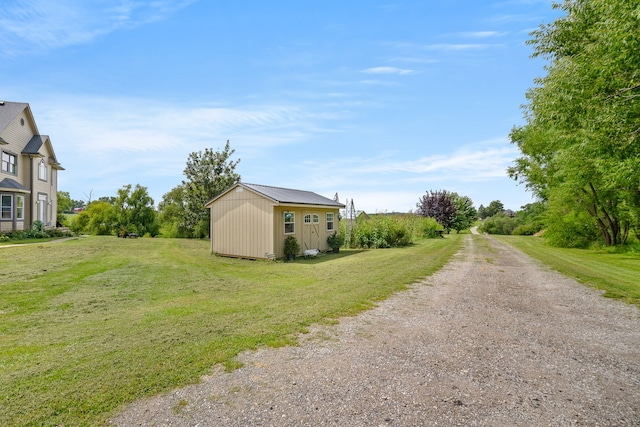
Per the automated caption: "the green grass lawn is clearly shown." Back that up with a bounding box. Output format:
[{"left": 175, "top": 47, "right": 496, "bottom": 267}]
[
  {"left": 493, "top": 235, "right": 640, "bottom": 307},
  {"left": 0, "top": 235, "right": 462, "bottom": 427}
]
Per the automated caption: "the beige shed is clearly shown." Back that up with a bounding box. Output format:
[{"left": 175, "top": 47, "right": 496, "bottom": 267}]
[{"left": 205, "top": 183, "right": 345, "bottom": 259}]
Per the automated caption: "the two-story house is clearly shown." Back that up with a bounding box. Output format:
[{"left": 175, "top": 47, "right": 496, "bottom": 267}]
[{"left": 0, "top": 101, "right": 63, "bottom": 232}]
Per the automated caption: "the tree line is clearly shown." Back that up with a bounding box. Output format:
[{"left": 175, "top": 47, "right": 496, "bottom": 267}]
[
  {"left": 509, "top": 0, "right": 639, "bottom": 247},
  {"left": 62, "top": 141, "right": 240, "bottom": 238}
]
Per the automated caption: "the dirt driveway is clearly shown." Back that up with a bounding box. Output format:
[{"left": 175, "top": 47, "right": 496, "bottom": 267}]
[{"left": 110, "top": 235, "right": 640, "bottom": 426}]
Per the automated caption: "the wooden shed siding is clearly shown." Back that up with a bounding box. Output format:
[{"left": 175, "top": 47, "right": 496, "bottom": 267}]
[
  {"left": 273, "top": 206, "right": 340, "bottom": 257},
  {"left": 210, "top": 187, "right": 275, "bottom": 259}
]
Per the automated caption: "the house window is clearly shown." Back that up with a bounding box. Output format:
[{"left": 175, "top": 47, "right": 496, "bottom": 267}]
[
  {"left": 326, "top": 213, "right": 335, "bottom": 231},
  {"left": 38, "top": 159, "right": 47, "bottom": 181},
  {"left": 284, "top": 211, "right": 295, "bottom": 234},
  {"left": 1, "top": 152, "right": 17, "bottom": 174},
  {"left": 304, "top": 214, "right": 311, "bottom": 224},
  {"left": 16, "top": 195, "right": 24, "bottom": 220},
  {"left": 1, "top": 194, "right": 12, "bottom": 220},
  {"left": 312, "top": 214, "right": 319, "bottom": 223}
]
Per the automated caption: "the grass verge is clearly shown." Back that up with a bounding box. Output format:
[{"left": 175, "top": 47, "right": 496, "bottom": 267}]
[
  {"left": 0, "top": 235, "right": 461, "bottom": 426},
  {"left": 493, "top": 235, "right": 640, "bottom": 307}
]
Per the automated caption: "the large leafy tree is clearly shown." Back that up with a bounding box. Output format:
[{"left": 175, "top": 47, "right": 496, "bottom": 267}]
[
  {"left": 57, "top": 191, "right": 73, "bottom": 213},
  {"left": 450, "top": 193, "right": 477, "bottom": 233},
  {"left": 72, "top": 201, "right": 116, "bottom": 235},
  {"left": 114, "top": 184, "right": 159, "bottom": 237},
  {"left": 160, "top": 140, "right": 241, "bottom": 238},
  {"left": 416, "top": 189, "right": 457, "bottom": 233},
  {"left": 509, "top": 0, "right": 640, "bottom": 246},
  {"left": 482, "top": 200, "right": 505, "bottom": 219},
  {"left": 72, "top": 184, "right": 159, "bottom": 236},
  {"left": 158, "top": 184, "right": 189, "bottom": 238}
]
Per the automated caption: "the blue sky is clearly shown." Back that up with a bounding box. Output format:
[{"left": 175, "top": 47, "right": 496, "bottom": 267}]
[{"left": 0, "top": 0, "right": 561, "bottom": 213}]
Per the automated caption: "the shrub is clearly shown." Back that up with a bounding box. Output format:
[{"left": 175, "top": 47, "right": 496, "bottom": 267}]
[
  {"left": 479, "top": 214, "right": 518, "bottom": 235},
  {"left": 283, "top": 235, "right": 301, "bottom": 255},
  {"left": 352, "top": 215, "right": 414, "bottom": 248},
  {"left": 418, "top": 217, "right": 444, "bottom": 238},
  {"left": 327, "top": 231, "right": 345, "bottom": 249},
  {"left": 0, "top": 227, "right": 74, "bottom": 243},
  {"left": 512, "top": 221, "right": 544, "bottom": 236},
  {"left": 544, "top": 210, "right": 600, "bottom": 248}
]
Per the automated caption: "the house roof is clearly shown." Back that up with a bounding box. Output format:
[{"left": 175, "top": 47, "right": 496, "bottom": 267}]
[
  {"left": 207, "top": 182, "right": 345, "bottom": 208},
  {"left": 22, "top": 135, "right": 47, "bottom": 156},
  {"left": 0, "top": 177, "right": 30, "bottom": 193},
  {"left": 0, "top": 101, "right": 64, "bottom": 169}
]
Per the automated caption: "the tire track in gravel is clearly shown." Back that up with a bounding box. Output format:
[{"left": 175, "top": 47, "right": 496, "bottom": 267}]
[{"left": 110, "top": 235, "right": 640, "bottom": 426}]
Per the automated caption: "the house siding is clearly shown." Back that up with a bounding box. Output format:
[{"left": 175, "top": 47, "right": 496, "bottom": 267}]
[{"left": 0, "top": 103, "right": 61, "bottom": 231}]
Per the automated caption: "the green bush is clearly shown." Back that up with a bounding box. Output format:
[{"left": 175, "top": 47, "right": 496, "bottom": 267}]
[
  {"left": 0, "top": 227, "right": 74, "bottom": 243},
  {"left": 352, "top": 215, "right": 414, "bottom": 248},
  {"left": 479, "top": 214, "right": 518, "bottom": 235},
  {"left": 418, "top": 217, "right": 444, "bottom": 238},
  {"left": 544, "top": 210, "right": 600, "bottom": 248},
  {"left": 512, "top": 221, "right": 544, "bottom": 236}
]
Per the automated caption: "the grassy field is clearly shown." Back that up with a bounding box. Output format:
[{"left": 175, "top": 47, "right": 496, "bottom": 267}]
[
  {"left": 0, "top": 235, "right": 462, "bottom": 426},
  {"left": 493, "top": 235, "right": 640, "bottom": 307}
]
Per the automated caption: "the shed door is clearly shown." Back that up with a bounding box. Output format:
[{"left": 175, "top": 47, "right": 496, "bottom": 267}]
[{"left": 303, "top": 213, "right": 320, "bottom": 250}]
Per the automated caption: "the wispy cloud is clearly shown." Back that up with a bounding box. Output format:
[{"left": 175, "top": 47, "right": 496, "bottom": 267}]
[
  {"left": 301, "top": 139, "right": 517, "bottom": 186},
  {"left": 455, "top": 31, "right": 509, "bottom": 38},
  {"left": 36, "top": 95, "right": 323, "bottom": 155},
  {"left": 27, "top": 93, "right": 341, "bottom": 199},
  {"left": 0, "top": 0, "right": 196, "bottom": 56},
  {"left": 423, "top": 43, "right": 501, "bottom": 51},
  {"left": 362, "top": 66, "right": 414, "bottom": 75},
  {"left": 358, "top": 79, "right": 399, "bottom": 86},
  {"left": 296, "top": 139, "right": 521, "bottom": 212}
]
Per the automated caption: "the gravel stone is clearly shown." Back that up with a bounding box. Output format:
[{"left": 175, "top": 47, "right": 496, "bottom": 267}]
[{"left": 109, "top": 235, "right": 640, "bottom": 426}]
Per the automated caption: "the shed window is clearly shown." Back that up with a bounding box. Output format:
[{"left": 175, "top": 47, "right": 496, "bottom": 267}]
[
  {"left": 304, "top": 214, "right": 320, "bottom": 224},
  {"left": 1, "top": 152, "right": 16, "bottom": 174},
  {"left": 1, "top": 194, "right": 12, "bottom": 219},
  {"left": 326, "top": 213, "right": 335, "bottom": 231},
  {"left": 284, "top": 212, "right": 295, "bottom": 234}
]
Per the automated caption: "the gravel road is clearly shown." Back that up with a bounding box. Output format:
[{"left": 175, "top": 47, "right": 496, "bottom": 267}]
[{"left": 110, "top": 235, "right": 640, "bottom": 426}]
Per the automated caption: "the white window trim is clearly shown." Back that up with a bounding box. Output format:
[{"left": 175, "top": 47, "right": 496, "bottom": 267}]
[
  {"left": 38, "top": 159, "right": 48, "bottom": 181},
  {"left": 284, "top": 211, "right": 295, "bottom": 234},
  {"left": 16, "top": 195, "right": 24, "bottom": 220},
  {"left": 1, "top": 194, "right": 12, "bottom": 220},
  {"left": 1, "top": 151, "right": 17, "bottom": 175},
  {"left": 326, "top": 212, "right": 335, "bottom": 231}
]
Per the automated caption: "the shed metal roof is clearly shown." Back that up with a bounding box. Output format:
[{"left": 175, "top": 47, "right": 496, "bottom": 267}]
[
  {"left": 242, "top": 183, "right": 344, "bottom": 207},
  {"left": 208, "top": 183, "right": 345, "bottom": 208}
]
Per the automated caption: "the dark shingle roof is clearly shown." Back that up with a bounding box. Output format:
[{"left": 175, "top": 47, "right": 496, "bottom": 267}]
[
  {"left": 0, "top": 177, "right": 29, "bottom": 191},
  {"left": 241, "top": 183, "right": 344, "bottom": 207},
  {"left": 22, "top": 135, "right": 47, "bottom": 155}
]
